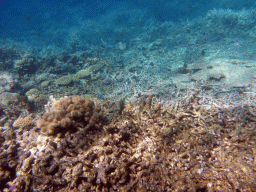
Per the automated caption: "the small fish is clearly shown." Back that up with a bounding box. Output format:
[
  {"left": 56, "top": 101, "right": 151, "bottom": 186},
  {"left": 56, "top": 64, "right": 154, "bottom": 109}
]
[{"left": 96, "top": 88, "right": 104, "bottom": 99}]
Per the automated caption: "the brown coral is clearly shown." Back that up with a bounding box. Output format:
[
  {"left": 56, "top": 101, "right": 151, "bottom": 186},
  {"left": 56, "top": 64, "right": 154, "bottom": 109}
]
[
  {"left": 1, "top": 93, "right": 256, "bottom": 191},
  {"left": 13, "top": 116, "right": 33, "bottom": 129},
  {"left": 37, "top": 96, "right": 102, "bottom": 135}
]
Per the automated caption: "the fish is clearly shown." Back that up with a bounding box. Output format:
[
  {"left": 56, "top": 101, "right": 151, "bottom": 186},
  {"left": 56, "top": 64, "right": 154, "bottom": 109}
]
[{"left": 96, "top": 88, "right": 104, "bottom": 100}]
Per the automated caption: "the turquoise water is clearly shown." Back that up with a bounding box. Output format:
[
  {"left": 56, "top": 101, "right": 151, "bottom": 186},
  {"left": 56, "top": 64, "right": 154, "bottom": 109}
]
[
  {"left": 0, "top": 1, "right": 256, "bottom": 191},
  {"left": 1, "top": 1, "right": 256, "bottom": 102}
]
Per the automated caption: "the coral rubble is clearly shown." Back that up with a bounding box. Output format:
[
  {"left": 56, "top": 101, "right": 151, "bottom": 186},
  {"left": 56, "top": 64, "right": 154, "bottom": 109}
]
[{"left": 0, "top": 93, "right": 255, "bottom": 191}]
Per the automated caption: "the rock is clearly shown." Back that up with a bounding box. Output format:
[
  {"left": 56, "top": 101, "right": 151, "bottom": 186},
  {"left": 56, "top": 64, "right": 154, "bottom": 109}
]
[{"left": 207, "top": 72, "right": 226, "bottom": 81}]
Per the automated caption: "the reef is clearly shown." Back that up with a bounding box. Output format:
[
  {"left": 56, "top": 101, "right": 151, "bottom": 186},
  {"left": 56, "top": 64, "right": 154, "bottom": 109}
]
[{"left": 0, "top": 92, "right": 256, "bottom": 191}]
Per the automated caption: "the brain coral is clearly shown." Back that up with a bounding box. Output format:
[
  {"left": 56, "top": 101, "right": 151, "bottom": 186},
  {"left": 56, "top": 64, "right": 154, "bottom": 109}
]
[{"left": 37, "top": 96, "right": 102, "bottom": 135}]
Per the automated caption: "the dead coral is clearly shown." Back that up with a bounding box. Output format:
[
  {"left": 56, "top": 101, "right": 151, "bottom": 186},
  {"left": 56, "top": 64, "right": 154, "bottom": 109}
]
[
  {"left": 13, "top": 116, "right": 33, "bottom": 130},
  {"left": 2, "top": 93, "right": 256, "bottom": 191},
  {"left": 0, "top": 134, "right": 19, "bottom": 190}
]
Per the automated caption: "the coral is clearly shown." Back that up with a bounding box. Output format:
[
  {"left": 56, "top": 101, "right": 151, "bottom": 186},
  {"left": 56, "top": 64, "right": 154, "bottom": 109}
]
[
  {"left": 75, "top": 69, "right": 90, "bottom": 79},
  {"left": 0, "top": 92, "right": 20, "bottom": 106},
  {"left": 13, "top": 116, "right": 33, "bottom": 129},
  {"left": 0, "top": 131, "right": 19, "bottom": 190},
  {"left": 40, "top": 80, "right": 51, "bottom": 88},
  {"left": 75, "top": 64, "right": 104, "bottom": 79},
  {"left": 0, "top": 72, "right": 17, "bottom": 94},
  {"left": 55, "top": 75, "right": 73, "bottom": 86},
  {"left": 88, "top": 64, "right": 104, "bottom": 73},
  {"left": 13, "top": 56, "right": 38, "bottom": 75},
  {"left": 37, "top": 96, "right": 103, "bottom": 135},
  {"left": 25, "top": 88, "right": 42, "bottom": 102},
  {"left": 1, "top": 93, "right": 256, "bottom": 191},
  {"left": 0, "top": 46, "right": 19, "bottom": 71}
]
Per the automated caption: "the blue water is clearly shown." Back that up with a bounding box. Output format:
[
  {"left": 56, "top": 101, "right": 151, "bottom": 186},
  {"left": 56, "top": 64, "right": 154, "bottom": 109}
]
[
  {"left": 1, "top": 0, "right": 256, "bottom": 46},
  {"left": 1, "top": 0, "right": 256, "bottom": 101}
]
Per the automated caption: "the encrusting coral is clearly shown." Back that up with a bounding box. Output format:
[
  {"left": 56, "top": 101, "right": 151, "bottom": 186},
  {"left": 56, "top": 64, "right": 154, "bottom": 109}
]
[{"left": 0, "top": 92, "right": 256, "bottom": 191}]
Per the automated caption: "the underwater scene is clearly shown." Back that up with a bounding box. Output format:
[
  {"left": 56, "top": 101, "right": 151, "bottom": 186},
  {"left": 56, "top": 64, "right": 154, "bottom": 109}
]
[{"left": 0, "top": 0, "right": 256, "bottom": 191}]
